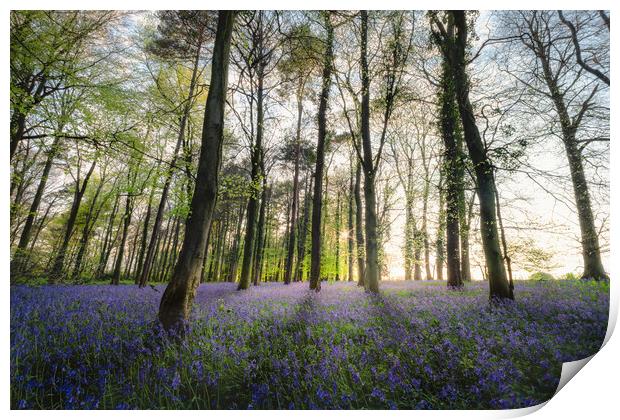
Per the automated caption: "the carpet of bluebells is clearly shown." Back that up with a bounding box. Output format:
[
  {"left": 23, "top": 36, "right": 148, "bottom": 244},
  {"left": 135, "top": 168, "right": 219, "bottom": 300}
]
[{"left": 11, "top": 280, "right": 608, "bottom": 409}]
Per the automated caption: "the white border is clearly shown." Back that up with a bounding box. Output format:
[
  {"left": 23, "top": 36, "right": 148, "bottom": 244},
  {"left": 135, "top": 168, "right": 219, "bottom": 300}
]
[{"left": 3, "top": 1, "right": 617, "bottom": 418}]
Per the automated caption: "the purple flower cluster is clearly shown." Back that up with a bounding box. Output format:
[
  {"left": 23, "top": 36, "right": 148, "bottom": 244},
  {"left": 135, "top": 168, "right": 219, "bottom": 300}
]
[{"left": 11, "top": 280, "right": 608, "bottom": 409}]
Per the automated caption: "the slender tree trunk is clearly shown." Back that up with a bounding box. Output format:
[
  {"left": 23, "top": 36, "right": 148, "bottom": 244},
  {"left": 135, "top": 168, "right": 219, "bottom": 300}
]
[
  {"left": 238, "top": 66, "right": 265, "bottom": 291},
  {"left": 347, "top": 162, "right": 355, "bottom": 282},
  {"left": 354, "top": 161, "right": 365, "bottom": 287},
  {"left": 50, "top": 158, "right": 97, "bottom": 282},
  {"left": 436, "top": 171, "right": 445, "bottom": 281},
  {"left": 295, "top": 176, "right": 312, "bottom": 282},
  {"left": 158, "top": 11, "right": 235, "bottom": 331},
  {"left": 72, "top": 176, "right": 105, "bottom": 280},
  {"left": 404, "top": 171, "right": 414, "bottom": 280},
  {"left": 284, "top": 94, "right": 303, "bottom": 285},
  {"left": 13, "top": 135, "right": 62, "bottom": 273},
  {"left": 96, "top": 193, "right": 120, "bottom": 279},
  {"left": 335, "top": 189, "right": 341, "bottom": 281},
  {"left": 309, "top": 13, "right": 334, "bottom": 292},
  {"left": 460, "top": 191, "right": 474, "bottom": 281},
  {"left": 252, "top": 182, "right": 269, "bottom": 286},
  {"left": 111, "top": 192, "right": 135, "bottom": 285},
  {"left": 227, "top": 201, "right": 245, "bottom": 282},
  {"left": 135, "top": 187, "right": 155, "bottom": 283}
]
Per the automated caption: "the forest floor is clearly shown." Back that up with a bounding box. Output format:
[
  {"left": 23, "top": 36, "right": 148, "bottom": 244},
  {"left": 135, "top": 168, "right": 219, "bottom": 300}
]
[{"left": 11, "top": 279, "right": 608, "bottom": 409}]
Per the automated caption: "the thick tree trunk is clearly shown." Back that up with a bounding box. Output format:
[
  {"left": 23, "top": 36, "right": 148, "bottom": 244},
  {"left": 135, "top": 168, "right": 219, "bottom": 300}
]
[
  {"left": 309, "top": 14, "right": 334, "bottom": 292},
  {"left": 439, "top": 63, "right": 463, "bottom": 289},
  {"left": 534, "top": 29, "right": 608, "bottom": 281},
  {"left": 138, "top": 38, "right": 202, "bottom": 288},
  {"left": 564, "top": 136, "right": 607, "bottom": 279},
  {"left": 10, "top": 111, "right": 27, "bottom": 162},
  {"left": 158, "top": 11, "right": 235, "bottom": 331},
  {"left": 359, "top": 10, "right": 380, "bottom": 293},
  {"left": 450, "top": 11, "right": 511, "bottom": 299}
]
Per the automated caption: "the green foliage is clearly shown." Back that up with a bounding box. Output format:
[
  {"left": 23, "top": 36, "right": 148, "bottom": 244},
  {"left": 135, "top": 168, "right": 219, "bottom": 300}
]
[{"left": 528, "top": 271, "right": 555, "bottom": 281}]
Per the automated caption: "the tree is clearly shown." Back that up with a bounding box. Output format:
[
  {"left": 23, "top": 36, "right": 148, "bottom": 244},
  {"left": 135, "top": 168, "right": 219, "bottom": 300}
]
[
  {"left": 431, "top": 10, "right": 513, "bottom": 299},
  {"left": 432, "top": 12, "right": 464, "bottom": 289},
  {"left": 158, "top": 10, "right": 236, "bottom": 332},
  {"left": 138, "top": 11, "right": 213, "bottom": 287},
  {"left": 500, "top": 11, "right": 608, "bottom": 281},
  {"left": 309, "top": 12, "right": 335, "bottom": 292}
]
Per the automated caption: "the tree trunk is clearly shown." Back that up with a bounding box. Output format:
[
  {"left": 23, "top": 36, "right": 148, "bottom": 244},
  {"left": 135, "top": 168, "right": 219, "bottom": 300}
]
[
  {"left": 439, "top": 62, "right": 463, "bottom": 289},
  {"left": 284, "top": 94, "right": 303, "bottom": 285},
  {"left": 238, "top": 65, "right": 265, "bottom": 291},
  {"left": 138, "top": 35, "right": 202, "bottom": 288},
  {"left": 335, "top": 189, "right": 341, "bottom": 281},
  {"left": 295, "top": 176, "right": 312, "bottom": 282},
  {"left": 460, "top": 191, "right": 474, "bottom": 281},
  {"left": 135, "top": 187, "right": 155, "bottom": 284},
  {"left": 435, "top": 171, "right": 445, "bottom": 281},
  {"left": 158, "top": 11, "right": 235, "bottom": 331},
  {"left": 309, "top": 13, "right": 334, "bottom": 292},
  {"left": 347, "top": 162, "right": 355, "bottom": 282},
  {"left": 450, "top": 11, "right": 511, "bottom": 299},
  {"left": 95, "top": 192, "right": 120, "bottom": 279},
  {"left": 354, "top": 161, "right": 365, "bottom": 287},
  {"left": 72, "top": 176, "right": 105, "bottom": 280},
  {"left": 50, "top": 158, "right": 97, "bottom": 282},
  {"left": 13, "top": 135, "right": 62, "bottom": 273},
  {"left": 111, "top": 192, "right": 135, "bottom": 285},
  {"left": 533, "top": 25, "right": 608, "bottom": 281},
  {"left": 252, "top": 182, "right": 269, "bottom": 286},
  {"left": 227, "top": 201, "right": 245, "bottom": 282},
  {"left": 360, "top": 10, "right": 380, "bottom": 293}
]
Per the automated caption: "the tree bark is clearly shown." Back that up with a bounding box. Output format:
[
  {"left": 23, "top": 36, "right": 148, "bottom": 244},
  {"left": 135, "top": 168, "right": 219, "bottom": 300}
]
[
  {"left": 284, "top": 93, "right": 303, "bottom": 285},
  {"left": 238, "top": 61, "right": 265, "bottom": 291},
  {"left": 439, "top": 61, "right": 463, "bottom": 289},
  {"left": 359, "top": 10, "right": 380, "bottom": 293},
  {"left": 13, "top": 135, "right": 62, "bottom": 273},
  {"left": 158, "top": 11, "right": 236, "bottom": 331},
  {"left": 309, "top": 13, "right": 334, "bottom": 292},
  {"left": 50, "top": 158, "right": 97, "bottom": 282},
  {"left": 450, "top": 11, "right": 511, "bottom": 299},
  {"left": 347, "top": 161, "right": 355, "bottom": 282}
]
